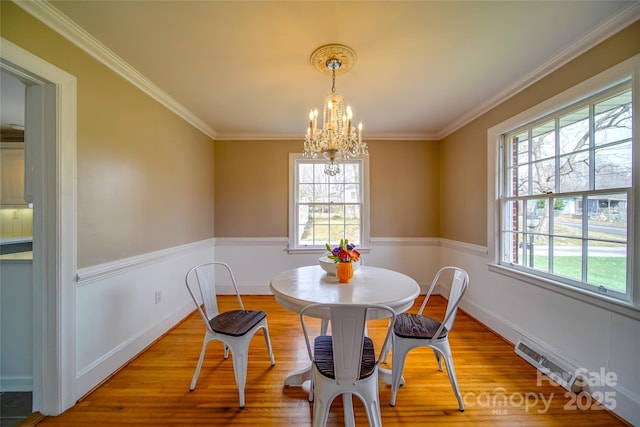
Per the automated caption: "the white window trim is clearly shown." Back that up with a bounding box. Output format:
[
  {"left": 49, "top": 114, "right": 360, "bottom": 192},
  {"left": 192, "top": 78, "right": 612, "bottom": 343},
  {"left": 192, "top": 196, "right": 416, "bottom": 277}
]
[
  {"left": 487, "top": 53, "right": 640, "bottom": 320},
  {"left": 288, "top": 153, "right": 370, "bottom": 253}
]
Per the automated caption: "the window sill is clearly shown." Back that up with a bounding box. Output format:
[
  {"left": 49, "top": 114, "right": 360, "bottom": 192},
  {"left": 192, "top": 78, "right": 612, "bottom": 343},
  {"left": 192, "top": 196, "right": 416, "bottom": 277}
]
[{"left": 488, "top": 263, "right": 640, "bottom": 321}]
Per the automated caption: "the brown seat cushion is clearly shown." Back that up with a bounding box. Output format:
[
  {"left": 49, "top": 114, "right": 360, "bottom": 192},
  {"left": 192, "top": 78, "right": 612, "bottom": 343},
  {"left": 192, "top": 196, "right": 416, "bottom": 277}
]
[
  {"left": 394, "top": 313, "right": 448, "bottom": 339},
  {"left": 209, "top": 310, "right": 266, "bottom": 336},
  {"left": 313, "top": 335, "right": 376, "bottom": 380}
]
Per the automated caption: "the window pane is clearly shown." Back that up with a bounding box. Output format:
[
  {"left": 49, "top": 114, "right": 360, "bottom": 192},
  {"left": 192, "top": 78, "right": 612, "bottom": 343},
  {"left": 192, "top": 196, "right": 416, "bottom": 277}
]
[
  {"left": 299, "top": 183, "right": 313, "bottom": 202},
  {"left": 501, "top": 231, "right": 512, "bottom": 263},
  {"left": 345, "top": 224, "right": 361, "bottom": 245},
  {"left": 517, "top": 164, "right": 529, "bottom": 195},
  {"left": 594, "top": 141, "right": 632, "bottom": 189},
  {"left": 551, "top": 196, "right": 570, "bottom": 219},
  {"left": 554, "top": 198, "right": 582, "bottom": 238},
  {"left": 313, "top": 224, "right": 330, "bottom": 245},
  {"left": 505, "top": 166, "right": 516, "bottom": 197},
  {"left": 559, "top": 107, "right": 589, "bottom": 155},
  {"left": 531, "top": 159, "right": 555, "bottom": 194},
  {"left": 328, "top": 224, "right": 345, "bottom": 244},
  {"left": 586, "top": 242, "right": 626, "bottom": 293},
  {"left": 526, "top": 199, "right": 545, "bottom": 232},
  {"left": 346, "top": 183, "right": 360, "bottom": 202},
  {"left": 551, "top": 237, "right": 582, "bottom": 281},
  {"left": 345, "top": 204, "right": 360, "bottom": 222},
  {"left": 531, "top": 120, "right": 555, "bottom": 160},
  {"left": 594, "top": 90, "right": 632, "bottom": 146},
  {"left": 343, "top": 163, "right": 359, "bottom": 182},
  {"left": 298, "top": 204, "right": 313, "bottom": 245},
  {"left": 314, "top": 163, "right": 329, "bottom": 182},
  {"left": 559, "top": 151, "right": 589, "bottom": 192},
  {"left": 298, "top": 208, "right": 310, "bottom": 245},
  {"left": 531, "top": 234, "right": 549, "bottom": 272},
  {"left": 515, "top": 131, "right": 529, "bottom": 165},
  {"left": 299, "top": 163, "right": 314, "bottom": 183},
  {"left": 329, "top": 183, "right": 344, "bottom": 202},
  {"left": 587, "top": 193, "right": 627, "bottom": 239},
  {"left": 502, "top": 200, "right": 519, "bottom": 232},
  {"left": 329, "top": 204, "right": 345, "bottom": 224},
  {"left": 502, "top": 231, "right": 524, "bottom": 265},
  {"left": 315, "top": 183, "right": 329, "bottom": 202}
]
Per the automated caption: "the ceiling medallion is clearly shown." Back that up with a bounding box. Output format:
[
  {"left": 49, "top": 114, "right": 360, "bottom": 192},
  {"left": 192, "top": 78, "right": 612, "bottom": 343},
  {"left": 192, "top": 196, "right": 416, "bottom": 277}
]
[{"left": 310, "top": 44, "right": 357, "bottom": 75}]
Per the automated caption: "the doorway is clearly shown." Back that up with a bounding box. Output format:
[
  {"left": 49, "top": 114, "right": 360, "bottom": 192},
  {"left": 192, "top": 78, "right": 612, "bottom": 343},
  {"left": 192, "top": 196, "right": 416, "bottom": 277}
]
[
  {"left": 1, "top": 38, "right": 77, "bottom": 416},
  {"left": 0, "top": 68, "right": 33, "bottom": 426}
]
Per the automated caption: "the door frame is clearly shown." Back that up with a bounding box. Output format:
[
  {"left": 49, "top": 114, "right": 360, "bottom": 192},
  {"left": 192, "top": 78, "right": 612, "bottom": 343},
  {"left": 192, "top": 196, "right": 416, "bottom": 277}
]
[{"left": 1, "top": 37, "right": 77, "bottom": 416}]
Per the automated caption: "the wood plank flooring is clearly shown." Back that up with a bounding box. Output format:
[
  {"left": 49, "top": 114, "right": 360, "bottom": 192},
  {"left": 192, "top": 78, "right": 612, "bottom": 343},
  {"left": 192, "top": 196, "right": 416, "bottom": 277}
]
[{"left": 36, "top": 295, "right": 628, "bottom": 426}]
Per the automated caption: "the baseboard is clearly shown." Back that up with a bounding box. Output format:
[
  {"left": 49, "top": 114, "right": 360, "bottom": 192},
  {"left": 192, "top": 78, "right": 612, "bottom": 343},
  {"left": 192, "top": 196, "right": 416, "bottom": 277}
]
[
  {"left": 75, "top": 301, "right": 193, "bottom": 398},
  {"left": 0, "top": 376, "right": 32, "bottom": 392}
]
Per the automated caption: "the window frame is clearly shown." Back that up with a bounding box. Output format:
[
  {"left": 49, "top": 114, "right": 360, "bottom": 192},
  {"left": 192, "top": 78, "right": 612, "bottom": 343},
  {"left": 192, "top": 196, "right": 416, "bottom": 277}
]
[
  {"left": 288, "top": 153, "right": 370, "bottom": 252},
  {"left": 487, "top": 54, "right": 640, "bottom": 319}
]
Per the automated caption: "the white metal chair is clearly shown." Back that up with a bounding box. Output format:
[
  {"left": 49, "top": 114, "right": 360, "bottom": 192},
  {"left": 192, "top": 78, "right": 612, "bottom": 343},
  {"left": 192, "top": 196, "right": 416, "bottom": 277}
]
[
  {"left": 301, "top": 303, "right": 396, "bottom": 427},
  {"left": 185, "top": 262, "right": 275, "bottom": 408},
  {"left": 389, "top": 266, "right": 469, "bottom": 411}
]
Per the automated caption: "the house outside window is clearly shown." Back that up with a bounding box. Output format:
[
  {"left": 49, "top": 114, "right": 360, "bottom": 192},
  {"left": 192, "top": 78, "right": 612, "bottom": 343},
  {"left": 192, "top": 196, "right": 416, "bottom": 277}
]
[
  {"left": 490, "top": 55, "right": 639, "bottom": 308},
  {"left": 289, "top": 154, "right": 369, "bottom": 250}
]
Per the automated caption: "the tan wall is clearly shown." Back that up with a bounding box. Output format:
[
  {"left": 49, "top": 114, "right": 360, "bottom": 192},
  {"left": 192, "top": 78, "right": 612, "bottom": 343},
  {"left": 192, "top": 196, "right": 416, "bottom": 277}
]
[
  {"left": 1, "top": 3, "right": 215, "bottom": 267},
  {"left": 214, "top": 139, "right": 439, "bottom": 238},
  {"left": 369, "top": 140, "right": 439, "bottom": 237},
  {"left": 214, "top": 140, "right": 298, "bottom": 237},
  {"left": 440, "top": 20, "right": 640, "bottom": 246}
]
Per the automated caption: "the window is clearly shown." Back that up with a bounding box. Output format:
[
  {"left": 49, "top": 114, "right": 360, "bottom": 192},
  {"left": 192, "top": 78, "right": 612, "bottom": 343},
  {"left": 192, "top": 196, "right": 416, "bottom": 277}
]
[
  {"left": 289, "top": 154, "right": 369, "bottom": 250},
  {"left": 495, "top": 70, "right": 636, "bottom": 303}
]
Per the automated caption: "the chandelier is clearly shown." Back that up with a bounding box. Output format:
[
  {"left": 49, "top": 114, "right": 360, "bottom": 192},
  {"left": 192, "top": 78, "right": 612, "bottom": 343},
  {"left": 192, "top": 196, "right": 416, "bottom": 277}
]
[{"left": 303, "top": 44, "right": 368, "bottom": 176}]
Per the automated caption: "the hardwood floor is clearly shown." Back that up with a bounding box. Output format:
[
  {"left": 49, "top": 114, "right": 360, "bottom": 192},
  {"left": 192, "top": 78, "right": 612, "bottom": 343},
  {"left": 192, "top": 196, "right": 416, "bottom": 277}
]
[{"left": 36, "top": 295, "right": 628, "bottom": 426}]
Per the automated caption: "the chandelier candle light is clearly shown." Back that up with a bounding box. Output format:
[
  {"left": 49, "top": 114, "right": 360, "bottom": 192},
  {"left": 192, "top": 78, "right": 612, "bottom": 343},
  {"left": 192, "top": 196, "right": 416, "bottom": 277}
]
[{"left": 304, "top": 44, "right": 368, "bottom": 176}]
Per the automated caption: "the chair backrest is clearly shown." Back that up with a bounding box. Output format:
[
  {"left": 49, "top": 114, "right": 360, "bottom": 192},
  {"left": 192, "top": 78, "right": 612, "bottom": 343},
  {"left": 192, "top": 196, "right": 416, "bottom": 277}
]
[
  {"left": 418, "top": 266, "right": 469, "bottom": 333},
  {"left": 185, "top": 262, "right": 244, "bottom": 325},
  {"left": 300, "top": 303, "right": 395, "bottom": 385}
]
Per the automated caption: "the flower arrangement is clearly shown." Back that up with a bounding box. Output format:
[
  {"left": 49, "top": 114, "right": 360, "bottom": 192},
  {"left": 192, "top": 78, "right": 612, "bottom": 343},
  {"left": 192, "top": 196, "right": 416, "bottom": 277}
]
[{"left": 325, "top": 239, "right": 361, "bottom": 263}]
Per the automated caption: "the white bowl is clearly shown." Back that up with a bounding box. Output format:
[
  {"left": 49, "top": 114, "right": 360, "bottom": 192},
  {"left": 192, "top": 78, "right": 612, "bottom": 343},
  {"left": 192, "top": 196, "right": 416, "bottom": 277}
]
[{"left": 318, "top": 256, "right": 361, "bottom": 276}]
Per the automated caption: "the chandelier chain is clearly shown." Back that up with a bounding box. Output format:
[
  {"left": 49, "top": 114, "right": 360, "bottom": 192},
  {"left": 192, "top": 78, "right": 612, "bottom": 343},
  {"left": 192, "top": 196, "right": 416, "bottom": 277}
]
[{"left": 332, "top": 67, "right": 336, "bottom": 93}]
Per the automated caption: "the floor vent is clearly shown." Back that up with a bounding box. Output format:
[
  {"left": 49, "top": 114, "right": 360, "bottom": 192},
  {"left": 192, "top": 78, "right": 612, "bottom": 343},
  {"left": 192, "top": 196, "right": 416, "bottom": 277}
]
[{"left": 515, "top": 340, "right": 577, "bottom": 391}]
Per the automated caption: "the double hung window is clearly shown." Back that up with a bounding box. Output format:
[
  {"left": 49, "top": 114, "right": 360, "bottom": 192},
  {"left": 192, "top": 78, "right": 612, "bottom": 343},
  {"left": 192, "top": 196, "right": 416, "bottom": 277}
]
[
  {"left": 498, "top": 79, "right": 634, "bottom": 302},
  {"left": 289, "top": 155, "right": 369, "bottom": 250}
]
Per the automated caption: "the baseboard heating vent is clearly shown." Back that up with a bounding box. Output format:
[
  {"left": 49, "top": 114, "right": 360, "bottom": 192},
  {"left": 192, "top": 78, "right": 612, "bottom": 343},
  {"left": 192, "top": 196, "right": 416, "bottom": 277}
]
[{"left": 515, "top": 340, "right": 577, "bottom": 391}]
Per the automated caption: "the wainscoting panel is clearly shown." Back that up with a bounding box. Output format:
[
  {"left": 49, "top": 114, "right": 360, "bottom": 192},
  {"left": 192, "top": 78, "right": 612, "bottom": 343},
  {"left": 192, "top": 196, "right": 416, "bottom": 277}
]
[
  {"left": 212, "top": 237, "right": 441, "bottom": 294},
  {"left": 74, "top": 239, "right": 214, "bottom": 398}
]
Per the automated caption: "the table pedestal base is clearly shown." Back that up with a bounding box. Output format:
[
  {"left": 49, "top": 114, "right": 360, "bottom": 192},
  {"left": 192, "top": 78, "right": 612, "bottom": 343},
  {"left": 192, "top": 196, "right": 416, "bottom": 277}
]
[{"left": 283, "top": 365, "right": 313, "bottom": 387}]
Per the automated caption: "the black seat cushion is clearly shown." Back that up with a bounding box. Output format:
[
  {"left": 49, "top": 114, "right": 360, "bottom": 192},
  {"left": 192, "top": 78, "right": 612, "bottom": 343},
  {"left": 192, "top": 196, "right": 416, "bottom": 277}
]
[
  {"left": 209, "top": 310, "right": 266, "bottom": 336},
  {"left": 313, "top": 335, "right": 376, "bottom": 380},
  {"left": 394, "top": 313, "right": 448, "bottom": 339}
]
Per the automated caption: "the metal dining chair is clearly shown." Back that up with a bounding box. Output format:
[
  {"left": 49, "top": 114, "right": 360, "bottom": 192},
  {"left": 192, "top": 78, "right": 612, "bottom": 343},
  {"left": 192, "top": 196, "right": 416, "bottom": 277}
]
[
  {"left": 389, "top": 266, "right": 469, "bottom": 411},
  {"left": 185, "top": 262, "right": 275, "bottom": 408},
  {"left": 300, "top": 303, "right": 396, "bottom": 427}
]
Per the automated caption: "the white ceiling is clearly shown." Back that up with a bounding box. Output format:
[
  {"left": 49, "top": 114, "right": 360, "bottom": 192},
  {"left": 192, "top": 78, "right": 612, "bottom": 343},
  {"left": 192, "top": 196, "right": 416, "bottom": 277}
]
[{"left": 5, "top": 1, "right": 640, "bottom": 141}]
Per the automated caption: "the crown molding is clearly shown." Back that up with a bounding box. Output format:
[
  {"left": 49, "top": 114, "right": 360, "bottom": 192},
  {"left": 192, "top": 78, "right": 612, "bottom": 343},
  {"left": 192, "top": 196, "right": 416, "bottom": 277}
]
[
  {"left": 215, "top": 131, "right": 440, "bottom": 141},
  {"left": 13, "top": 0, "right": 217, "bottom": 140},
  {"left": 438, "top": 3, "right": 640, "bottom": 140}
]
